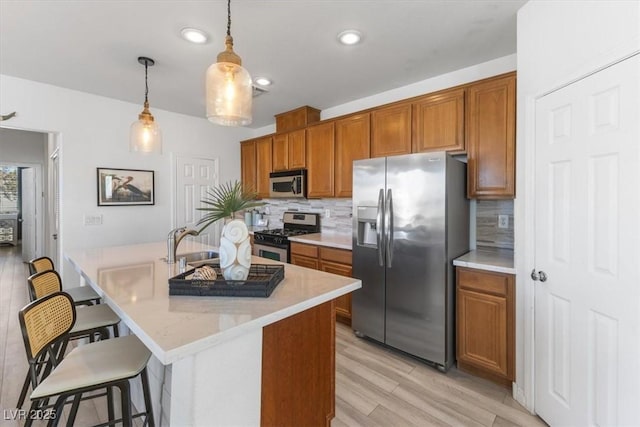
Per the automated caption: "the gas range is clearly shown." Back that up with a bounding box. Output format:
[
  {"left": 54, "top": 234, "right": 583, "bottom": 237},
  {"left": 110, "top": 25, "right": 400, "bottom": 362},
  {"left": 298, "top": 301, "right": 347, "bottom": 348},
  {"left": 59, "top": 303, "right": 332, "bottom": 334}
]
[{"left": 253, "top": 212, "right": 320, "bottom": 262}]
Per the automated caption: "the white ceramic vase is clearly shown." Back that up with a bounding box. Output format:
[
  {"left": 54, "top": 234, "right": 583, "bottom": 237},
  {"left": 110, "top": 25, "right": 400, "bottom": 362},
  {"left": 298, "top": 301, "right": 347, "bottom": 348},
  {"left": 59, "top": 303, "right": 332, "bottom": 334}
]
[{"left": 218, "top": 219, "right": 251, "bottom": 281}]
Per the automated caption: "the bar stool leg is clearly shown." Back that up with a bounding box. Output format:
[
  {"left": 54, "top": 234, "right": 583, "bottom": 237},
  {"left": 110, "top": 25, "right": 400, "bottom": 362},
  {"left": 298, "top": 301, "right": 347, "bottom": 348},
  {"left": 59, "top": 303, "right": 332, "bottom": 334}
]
[
  {"left": 107, "top": 386, "right": 115, "bottom": 424},
  {"left": 117, "top": 380, "right": 132, "bottom": 427},
  {"left": 141, "top": 367, "right": 156, "bottom": 427}
]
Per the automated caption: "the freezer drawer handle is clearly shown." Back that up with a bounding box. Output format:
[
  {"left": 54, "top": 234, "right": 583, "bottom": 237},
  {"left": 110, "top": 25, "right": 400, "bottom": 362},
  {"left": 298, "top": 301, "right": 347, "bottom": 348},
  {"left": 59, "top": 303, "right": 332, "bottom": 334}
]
[
  {"left": 386, "top": 188, "right": 394, "bottom": 268},
  {"left": 376, "top": 189, "right": 384, "bottom": 267}
]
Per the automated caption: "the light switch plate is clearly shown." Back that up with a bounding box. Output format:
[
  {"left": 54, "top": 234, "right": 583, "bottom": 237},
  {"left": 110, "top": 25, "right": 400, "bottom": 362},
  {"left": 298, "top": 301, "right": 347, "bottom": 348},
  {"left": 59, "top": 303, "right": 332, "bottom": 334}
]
[
  {"left": 498, "top": 214, "right": 509, "bottom": 229},
  {"left": 84, "top": 214, "right": 103, "bottom": 226}
]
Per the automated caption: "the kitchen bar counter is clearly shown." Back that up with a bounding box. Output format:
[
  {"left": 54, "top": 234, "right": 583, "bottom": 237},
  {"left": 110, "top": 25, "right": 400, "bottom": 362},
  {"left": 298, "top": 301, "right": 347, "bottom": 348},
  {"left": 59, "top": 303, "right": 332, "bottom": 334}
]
[
  {"left": 65, "top": 240, "right": 360, "bottom": 426},
  {"left": 453, "top": 247, "right": 515, "bottom": 274},
  {"left": 288, "top": 232, "right": 352, "bottom": 250}
]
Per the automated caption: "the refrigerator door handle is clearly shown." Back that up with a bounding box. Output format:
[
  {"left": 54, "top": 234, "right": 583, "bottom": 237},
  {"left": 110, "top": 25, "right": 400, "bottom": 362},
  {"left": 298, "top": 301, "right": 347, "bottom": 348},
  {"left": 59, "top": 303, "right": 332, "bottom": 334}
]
[
  {"left": 386, "top": 188, "right": 394, "bottom": 268},
  {"left": 376, "top": 188, "right": 385, "bottom": 267}
]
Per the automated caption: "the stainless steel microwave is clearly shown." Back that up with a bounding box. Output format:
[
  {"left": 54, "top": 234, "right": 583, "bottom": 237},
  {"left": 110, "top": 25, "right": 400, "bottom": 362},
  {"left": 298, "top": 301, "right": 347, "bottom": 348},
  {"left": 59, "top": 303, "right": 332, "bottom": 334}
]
[{"left": 269, "top": 169, "right": 307, "bottom": 198}]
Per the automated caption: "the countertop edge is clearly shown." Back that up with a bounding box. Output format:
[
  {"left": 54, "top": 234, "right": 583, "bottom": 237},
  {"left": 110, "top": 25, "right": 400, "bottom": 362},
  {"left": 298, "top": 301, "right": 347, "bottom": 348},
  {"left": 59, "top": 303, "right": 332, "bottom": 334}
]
[
  {"left": 288, "top": 235, "right": 352, "bottom": 251},
  {"left": 452, "top": 259, "right": 516, "bottom": 275}
]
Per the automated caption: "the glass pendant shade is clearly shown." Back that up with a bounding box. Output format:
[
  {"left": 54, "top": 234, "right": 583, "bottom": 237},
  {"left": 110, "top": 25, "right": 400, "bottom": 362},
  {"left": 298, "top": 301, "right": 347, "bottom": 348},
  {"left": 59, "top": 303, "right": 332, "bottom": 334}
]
[
  {"left": 130, "top": 108, "right": 162, "bottom": 153},
  {"left": 206, "top": 61, "right": 252, "bottom": 126}
]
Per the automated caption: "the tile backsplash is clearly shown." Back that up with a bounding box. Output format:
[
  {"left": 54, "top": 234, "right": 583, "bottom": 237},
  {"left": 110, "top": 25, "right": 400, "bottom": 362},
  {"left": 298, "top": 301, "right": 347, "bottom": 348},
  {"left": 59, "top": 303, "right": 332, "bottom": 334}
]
[
  {"left": 256, "top": 198, "right": 353, "bottom": 234},
  {"left": 255, "top": 198, "right": 514, "bottom": 250},
  {"left": 475, "top": 200, "right": 514, "bottom": 250}
]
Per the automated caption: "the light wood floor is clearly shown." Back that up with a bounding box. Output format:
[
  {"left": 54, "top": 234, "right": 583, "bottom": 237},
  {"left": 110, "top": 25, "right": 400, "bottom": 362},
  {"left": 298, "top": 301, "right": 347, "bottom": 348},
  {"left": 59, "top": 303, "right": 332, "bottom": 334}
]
[{"left": 1, "top": 245, "right": 546, "bottom": 426}]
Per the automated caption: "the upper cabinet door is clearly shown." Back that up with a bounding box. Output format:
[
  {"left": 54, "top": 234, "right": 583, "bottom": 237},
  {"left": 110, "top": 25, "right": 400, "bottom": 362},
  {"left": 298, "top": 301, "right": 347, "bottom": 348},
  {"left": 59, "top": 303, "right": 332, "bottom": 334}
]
[
  {"left": 466, "top": 73, "right": 516, "bottom": 199},
  {"left": 240, "top": 140, "right": 257, "bottom": 192},
  {"left": 288, "top": 129, "right": 306, "bottom": 169},
  {"left": 272, "top": 134, "right": 289, "bottom": 172},
  {"left": 306, "top": 122, "right": 335, "bottom": 198},
  {"left": 335, "top": 113, "right": 370, "bottom": 197},
  {"left": 255, "top": 136, "right": 273, "bottom": 199},
  {"left": 371, "top": 103, "right": 412, "bottom": 158},
  {"left": 412, "top": 88, "right": 465, "bottom": 153}
]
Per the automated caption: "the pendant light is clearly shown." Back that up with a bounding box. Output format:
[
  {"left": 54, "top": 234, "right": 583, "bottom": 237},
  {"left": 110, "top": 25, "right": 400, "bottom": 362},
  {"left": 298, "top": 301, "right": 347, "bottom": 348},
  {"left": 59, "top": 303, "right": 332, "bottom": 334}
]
[
  {"left": 130, "top": 56, "right": 162, "bottom": 153},
  {"left": 205, "top": 0, "right": 252, "bottom": 126}
]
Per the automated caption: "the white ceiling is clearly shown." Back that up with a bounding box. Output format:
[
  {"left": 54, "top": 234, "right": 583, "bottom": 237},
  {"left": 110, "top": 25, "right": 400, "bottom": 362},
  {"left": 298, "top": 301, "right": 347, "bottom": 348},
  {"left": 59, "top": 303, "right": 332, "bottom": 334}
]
[{"left": 0, "top": 0, "right": 526, "bottom": 129}]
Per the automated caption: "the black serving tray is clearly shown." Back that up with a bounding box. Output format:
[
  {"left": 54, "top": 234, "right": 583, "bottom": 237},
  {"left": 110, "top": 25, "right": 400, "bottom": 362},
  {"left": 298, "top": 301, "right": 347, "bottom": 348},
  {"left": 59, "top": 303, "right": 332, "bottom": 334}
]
[{"left": 168, "top": 263, "right": 284, "bottom": 297}]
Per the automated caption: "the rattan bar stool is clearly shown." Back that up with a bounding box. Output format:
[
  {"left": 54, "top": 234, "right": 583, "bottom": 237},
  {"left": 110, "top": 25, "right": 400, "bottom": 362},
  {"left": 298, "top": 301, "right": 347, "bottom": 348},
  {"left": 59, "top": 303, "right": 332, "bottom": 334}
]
[
  {"left": 16, "top": 270, "right": 121, "bottom": 409},
  {"left": 19, "top": 292, "right": 155, "bottom": 427},
  {"left": 28, "top": 256, "right": 101, "bottom": 305}
]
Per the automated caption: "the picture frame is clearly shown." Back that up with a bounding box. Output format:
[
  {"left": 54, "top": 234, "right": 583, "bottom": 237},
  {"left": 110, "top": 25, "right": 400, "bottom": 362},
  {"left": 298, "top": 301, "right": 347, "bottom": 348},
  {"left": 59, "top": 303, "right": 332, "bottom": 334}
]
[{"left": 97, "top": 167, "right": 154, "bottom": 206}]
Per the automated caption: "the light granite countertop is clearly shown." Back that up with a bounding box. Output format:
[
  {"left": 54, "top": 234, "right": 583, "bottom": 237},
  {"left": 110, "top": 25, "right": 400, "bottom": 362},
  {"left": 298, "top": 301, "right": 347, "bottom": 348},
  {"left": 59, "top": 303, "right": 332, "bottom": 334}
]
[
  {"left": 288, "top": 232, "right": 352, "bottom": 251},
  {"left": 65, "top": 240, "right": 360, "bottom": 364},
  {"left": 453, "top": 247, "right": 515, "bottom": 275}
]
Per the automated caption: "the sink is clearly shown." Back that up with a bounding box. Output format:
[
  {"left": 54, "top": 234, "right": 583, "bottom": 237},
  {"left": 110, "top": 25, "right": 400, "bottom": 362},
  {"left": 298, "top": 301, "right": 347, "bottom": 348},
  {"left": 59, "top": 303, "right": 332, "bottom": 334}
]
[{"left": 161, "top": 250, "right": 219, "bottom": 266}]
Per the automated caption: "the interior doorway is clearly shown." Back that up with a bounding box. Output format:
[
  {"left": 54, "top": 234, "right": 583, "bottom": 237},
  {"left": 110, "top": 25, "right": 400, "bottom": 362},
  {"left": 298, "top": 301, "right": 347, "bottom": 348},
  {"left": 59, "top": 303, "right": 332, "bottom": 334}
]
[{"left": 0, "top": 127, "right": 53, "bottom": 262}]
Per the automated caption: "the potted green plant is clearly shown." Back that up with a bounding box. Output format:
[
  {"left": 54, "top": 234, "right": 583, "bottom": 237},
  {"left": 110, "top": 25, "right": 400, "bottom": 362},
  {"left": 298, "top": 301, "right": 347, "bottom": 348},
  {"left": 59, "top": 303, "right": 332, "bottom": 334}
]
[{"left": 197, "top": 181, "right": 263, "bottom": 280}]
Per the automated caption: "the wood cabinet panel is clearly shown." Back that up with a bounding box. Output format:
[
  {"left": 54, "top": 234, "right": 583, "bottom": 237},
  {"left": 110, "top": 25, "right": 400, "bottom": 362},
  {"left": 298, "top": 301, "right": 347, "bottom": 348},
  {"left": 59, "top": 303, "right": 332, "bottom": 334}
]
[
  {"left": 272, "top": 133, "right": 289, "bottom": 172},
  {"left": 291, "top": 242, "right": 319, "bottom": 258},
  {"left": 272, "top": 129, "right": 306, "bottom": 171},
  {"left": 456, "top": 267, "right": 514, "bottom": 387},
  {"left": 262, "top": 300, "right": 335, "bottom": 427},
  {"left": 290, "top": 254, "right": 319, "bottom": 270},
  {"left": 335, "top": 113, "right": 370, "bottom": 197},
  {"left": 319, "top": 260, "right": 353, "bottom": 323},
  {"left": 412, "top": 88, "right": 465, "bottom": 153},
  {"left": 240, "top": 140, "right": 257, "bottom": 192},
  {"left": 371, "top": 103, "right": 412, "bottom": 158},
  {"left": 319, "top": 247, "right": 352, "bottom": 265},
  {"left": 288, "top": 129, "right": 306, "bottom": 169},
  {"left": 275, "top": 106, "right": 321, "bottom": 133},
  {"left": 306, "top": 122, "right": 335, "bottom": 198},
  {"left": 255, "top": 136, "right": 273, "bottom": 199},
  {"left": 466, "top": 73, "right": 516, "bottom": 199}
]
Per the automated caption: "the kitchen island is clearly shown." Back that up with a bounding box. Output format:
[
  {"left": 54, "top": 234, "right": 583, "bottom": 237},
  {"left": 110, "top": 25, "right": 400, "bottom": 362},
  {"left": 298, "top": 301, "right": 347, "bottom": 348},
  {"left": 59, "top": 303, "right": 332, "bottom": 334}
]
[{"left": 65, "top": 240, "right": 361, "bottom": 426}]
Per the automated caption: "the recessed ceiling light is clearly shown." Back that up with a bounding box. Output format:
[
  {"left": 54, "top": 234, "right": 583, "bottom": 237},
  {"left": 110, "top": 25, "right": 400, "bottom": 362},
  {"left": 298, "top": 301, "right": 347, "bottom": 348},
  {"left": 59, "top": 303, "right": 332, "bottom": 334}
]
[
  {"left": 254, "top": 77, "right": 272, "bottom": 86},
  {"left": 337, "top": 30, "right": 362, "bottom": 45},
  {"left": 181, "top": 27, "right": 208, "bottom": 44}
]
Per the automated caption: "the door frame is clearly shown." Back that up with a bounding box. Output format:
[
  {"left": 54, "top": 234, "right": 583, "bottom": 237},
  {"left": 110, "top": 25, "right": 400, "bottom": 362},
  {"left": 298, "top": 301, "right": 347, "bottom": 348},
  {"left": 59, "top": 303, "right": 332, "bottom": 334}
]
[
  {"left": 517, "top": 49, "right": 640, "bottom": 414},
  {"left": 0, "top": 161, "right": 44, "bottom": 258}
]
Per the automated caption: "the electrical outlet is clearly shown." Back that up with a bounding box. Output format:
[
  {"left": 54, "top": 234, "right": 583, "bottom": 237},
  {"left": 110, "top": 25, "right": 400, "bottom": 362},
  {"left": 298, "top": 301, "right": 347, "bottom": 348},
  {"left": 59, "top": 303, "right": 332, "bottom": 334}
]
[
  {"left": 498, "top": 214, "right": 509, "bottom": 229},
  {"left": 84, "top": 214, "right": 103, "bottom": 226},
  {"left": 325, "top": 209, "right": 331, "bottom": 218}
]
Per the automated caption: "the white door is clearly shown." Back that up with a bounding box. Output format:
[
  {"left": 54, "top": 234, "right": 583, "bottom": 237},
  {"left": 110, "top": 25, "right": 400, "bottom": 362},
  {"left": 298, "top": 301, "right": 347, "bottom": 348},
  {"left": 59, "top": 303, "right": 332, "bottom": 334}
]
[
  {"left": 175, "top": 156, "right": 219, "bottom": 246},
  {"left": 534, "top": 55, "right": 640, "bottom": 426},
  {"left": 20, "top": 167, "right": 37, "bottom": 262}
]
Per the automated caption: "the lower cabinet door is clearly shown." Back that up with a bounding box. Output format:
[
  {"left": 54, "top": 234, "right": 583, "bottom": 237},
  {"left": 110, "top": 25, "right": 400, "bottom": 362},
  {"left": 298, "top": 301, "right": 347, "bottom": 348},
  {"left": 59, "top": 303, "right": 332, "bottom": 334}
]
[
  {"left": 319, "top": 260, "right": 353, "bottom": 324},
  {"left": 290, "top": 254, "right": 319, "bottom": 270}
]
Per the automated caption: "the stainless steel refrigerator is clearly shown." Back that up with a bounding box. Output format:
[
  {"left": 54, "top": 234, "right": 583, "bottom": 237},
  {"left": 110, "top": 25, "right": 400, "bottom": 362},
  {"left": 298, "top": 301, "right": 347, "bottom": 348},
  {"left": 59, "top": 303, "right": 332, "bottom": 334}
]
[{"left": 352, "top": 151, "right": 469, "bottom": 371}]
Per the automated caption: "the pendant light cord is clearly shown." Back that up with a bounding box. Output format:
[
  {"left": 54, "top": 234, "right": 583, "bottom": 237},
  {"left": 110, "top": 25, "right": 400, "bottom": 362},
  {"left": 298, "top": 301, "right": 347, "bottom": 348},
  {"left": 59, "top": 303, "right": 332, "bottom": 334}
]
[
  {"left": 226, "top": 0, "right": 231, "bottom": 36},
  {"left": 144, "top": 61, "right": 149, "bottom": 104}
]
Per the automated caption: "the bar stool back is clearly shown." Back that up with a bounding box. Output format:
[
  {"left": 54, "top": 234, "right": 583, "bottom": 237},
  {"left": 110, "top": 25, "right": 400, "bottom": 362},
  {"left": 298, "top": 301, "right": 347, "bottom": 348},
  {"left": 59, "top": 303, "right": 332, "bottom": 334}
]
[
  {"left": 17, "top": 270, "right": 121, "bottom": 409},
  {"left": 28, "top": 256, "right": 101, "bottom": 305},
  {"left": 19, "top": 292, "right": 154, "bottom": 427}
]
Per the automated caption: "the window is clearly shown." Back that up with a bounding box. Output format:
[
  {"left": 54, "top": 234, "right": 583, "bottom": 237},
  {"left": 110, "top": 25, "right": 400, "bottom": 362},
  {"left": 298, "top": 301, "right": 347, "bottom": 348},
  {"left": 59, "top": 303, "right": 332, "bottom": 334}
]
[{"left": 0, "top": 166, "right": 18, "bottom": 212}]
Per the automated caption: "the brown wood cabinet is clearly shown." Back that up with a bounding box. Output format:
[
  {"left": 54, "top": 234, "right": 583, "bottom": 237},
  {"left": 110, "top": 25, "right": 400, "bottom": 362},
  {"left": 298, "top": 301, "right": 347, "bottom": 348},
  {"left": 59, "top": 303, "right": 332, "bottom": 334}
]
[
  {"left": 240, "top": 140, "right": 257, "bottom": 192},
  {"left": 255, "top": 136, "right": 273, "bottom": 199},
  {"left": 334, "top": 113, "right": 370, "bottom": 197},
  {"left": 466, "top": 73, "right": 516, "bottom": 199},
  {"left": 272, "top": 129, "right": 306, "bottom": 171},
  {"left": 306, "top": 122, "right": 335, "bottom": 198},
  {"left": 456, "top": 267, "right": 514, "bottom": 387},
  {"left": 262, "top": 300, "right": 335, "bottom": 426},
  {"left": 275, "top": 106, "right": 321, "bottom": 133},
  {"left": 412, "top": 88, "right": 465, "bottom": 153},
  {"left": 290, "top": 242, "right": 353, "bottom": 325},
  {"left": 371, "top": 103, "right": 412, "bottom": 158}
]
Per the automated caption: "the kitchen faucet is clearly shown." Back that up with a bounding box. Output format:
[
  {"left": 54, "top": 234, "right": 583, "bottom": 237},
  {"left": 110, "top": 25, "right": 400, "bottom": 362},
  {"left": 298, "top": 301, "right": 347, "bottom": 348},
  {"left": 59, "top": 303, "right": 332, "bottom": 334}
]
[{"left": 167, "top": 226, "right": 200, "bottom": 264}]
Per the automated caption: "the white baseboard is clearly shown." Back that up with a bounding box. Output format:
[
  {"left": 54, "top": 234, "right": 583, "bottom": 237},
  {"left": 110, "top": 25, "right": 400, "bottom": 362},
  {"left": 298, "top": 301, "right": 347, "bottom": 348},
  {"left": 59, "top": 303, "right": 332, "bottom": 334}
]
[{"left": 513, "top": 383, "right": 534, "bottom": 414}]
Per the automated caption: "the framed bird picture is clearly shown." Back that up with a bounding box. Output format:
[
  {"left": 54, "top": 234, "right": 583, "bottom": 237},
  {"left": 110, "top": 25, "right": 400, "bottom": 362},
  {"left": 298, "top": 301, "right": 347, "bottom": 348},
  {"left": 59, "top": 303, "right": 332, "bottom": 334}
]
[{"left": 97, "top": 167, "right": 155, "bottom": 206}]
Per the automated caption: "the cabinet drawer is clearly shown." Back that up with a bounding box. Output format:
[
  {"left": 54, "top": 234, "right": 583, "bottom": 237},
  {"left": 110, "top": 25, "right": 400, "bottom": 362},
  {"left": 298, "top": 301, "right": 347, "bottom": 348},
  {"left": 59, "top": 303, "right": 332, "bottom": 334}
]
[
  {"left": 290, "top": 242, "right": 318, "bottom": 258},
  {"left": 457, "top": 268, "right": 510, "bottom": 296},
  {"left": 319, "top": 247, "right": 351, "bottom": 265}
]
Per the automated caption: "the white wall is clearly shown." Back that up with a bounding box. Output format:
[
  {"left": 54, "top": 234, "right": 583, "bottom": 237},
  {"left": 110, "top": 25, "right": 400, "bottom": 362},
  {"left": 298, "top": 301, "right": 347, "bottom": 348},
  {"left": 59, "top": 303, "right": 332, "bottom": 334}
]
[
  {"left": 0, "top": 75, "right": 254, "bottom": 284},
  {"left": 0, "top": 127, "right": 47, "bottom": 163},
  {"left": 515, "top": 0, "right": 640, "bottom": 412}
]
